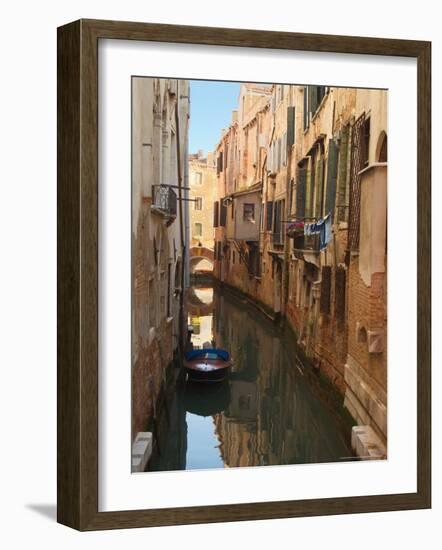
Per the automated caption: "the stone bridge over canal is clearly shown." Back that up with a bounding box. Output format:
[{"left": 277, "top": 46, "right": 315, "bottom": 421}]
[{"left": 189, "top": 245, "right": 214, "bottom": 273}]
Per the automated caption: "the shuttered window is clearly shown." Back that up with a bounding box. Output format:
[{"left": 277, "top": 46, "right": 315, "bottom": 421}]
[
  {"left": 337, "top": 125, "right": 350, "bottom": 223},
  {"left": 266, "top": 201, "right": 274, "bottom": 231},
  {"left": 213, "top": 201, "right": 219, "bottom": 227},
  {"left": 325, "top": 139, "right": 339, "bottom": 219},
  {"left": 335, "top": 266, "right": 346, "bottom": 323},
  {"left": 320, "top": 266, "right": 332, "bottom": 314},
  {"left": 216, "top": 152, "right": 224, "bottom": 174},
  {"left": 303, "top": 87, "right": 309, "bottom": 129},
  {"left": 273, "top": 199, "right": 284, "bottom": 245},
  {"left": 296, "top": 167, "right": 307, "bottom": 219},
  {"left": 287, "top": 106, "right": 295, "bottom": 148},
  {"left": 220, "top": 201, "right": 227, "bottom": 227},
  {"left": 314, "top": 153, "right": 325, "bottom": 218}
]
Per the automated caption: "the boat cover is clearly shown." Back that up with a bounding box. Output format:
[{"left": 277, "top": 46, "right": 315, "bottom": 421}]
[{"left": 184, "top": 348, "right": 230, "bottom": 362}]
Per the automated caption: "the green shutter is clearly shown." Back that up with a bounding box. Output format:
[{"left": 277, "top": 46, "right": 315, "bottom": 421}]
[
  {"left": 296, "top": 167, "right": 306, "bottom": 219},
  {"left": 308, "top": 86, "right": 318, "bottom": 116},
  {"left": 325, "top": 139, "right": 339, "bottom": 219},
  {"left": 287, "top": 106, "right": 295, "bottom": 148},
  {"left": 303, "top": 87, "right": 309, "bottom": 129}
]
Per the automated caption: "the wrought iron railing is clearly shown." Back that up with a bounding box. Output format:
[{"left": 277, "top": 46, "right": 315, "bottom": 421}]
[
  {"left": 292, "top": 233, "right": 320, "bottom": 253},
  {"left": 272, "top": 231, "right": 284, "bottom": 246},
  {"left": 152, "top": 185, "right": 177, "bottom": 217}
]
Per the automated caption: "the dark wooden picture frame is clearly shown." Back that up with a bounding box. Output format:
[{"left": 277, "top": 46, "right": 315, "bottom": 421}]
[{"left": 57, "top": 18, "right": 431, "bottom": 531}]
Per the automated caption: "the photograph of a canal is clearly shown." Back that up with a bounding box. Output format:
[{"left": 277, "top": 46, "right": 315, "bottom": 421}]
[{"left": 131, "top": 77, "right": 388, "bottom": 473}]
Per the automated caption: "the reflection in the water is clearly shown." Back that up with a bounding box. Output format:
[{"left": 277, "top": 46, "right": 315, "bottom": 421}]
[{"left": 148, "top": 282, "right": 354, "bottom": 472}]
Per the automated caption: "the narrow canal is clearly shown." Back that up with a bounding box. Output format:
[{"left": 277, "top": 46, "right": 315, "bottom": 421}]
[{"left": 148, "top": 281, "right": 355, "bottom": 472}]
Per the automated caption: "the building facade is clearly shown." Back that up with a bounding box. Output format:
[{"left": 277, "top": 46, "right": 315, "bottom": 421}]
[
  {"left": 213, "top": 83, "right": 272, "bottom": 299},
  {"left": 213, "top": 82, "right": 388, "bottom": 457},
  {"left": 132, "top": 77, "right": 190, "bottom": 445},
  {"left": 188, "top": 150, "right": 217, "bottom": 273}
]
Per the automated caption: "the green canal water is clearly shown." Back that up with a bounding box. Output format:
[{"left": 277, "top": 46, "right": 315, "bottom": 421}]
[{"left": 148, "top": 282, "right": 355, "bottom": 472}]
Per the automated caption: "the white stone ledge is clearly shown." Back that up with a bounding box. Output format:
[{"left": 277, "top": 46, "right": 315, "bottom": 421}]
[
  {"left": 351, "top": 425, "right": 387, "bottom": 460},
  {"left": 131, "top": 432, "right": 153, "bottom": 473}
]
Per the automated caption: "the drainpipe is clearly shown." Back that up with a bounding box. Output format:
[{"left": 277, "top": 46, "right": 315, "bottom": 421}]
[
  {"left": 282, "top": 118, "right": 293, "bottom": 320},
  {"left": 175, "top": 81, "right": 187, "bottom": 356}
]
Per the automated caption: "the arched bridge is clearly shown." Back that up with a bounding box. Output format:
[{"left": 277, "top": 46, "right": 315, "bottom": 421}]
[{"left": 189, "top": 246, "right": 214, "bottom": 273}]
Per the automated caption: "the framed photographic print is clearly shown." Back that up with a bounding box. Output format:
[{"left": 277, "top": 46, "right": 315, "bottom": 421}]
[{"left": 57, "top": 19, "right": 431, "bottom": 530}]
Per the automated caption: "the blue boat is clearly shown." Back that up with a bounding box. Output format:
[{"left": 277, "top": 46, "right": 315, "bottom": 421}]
[{"left": 183, "top": 348, "right": 232, "bottom": 383}]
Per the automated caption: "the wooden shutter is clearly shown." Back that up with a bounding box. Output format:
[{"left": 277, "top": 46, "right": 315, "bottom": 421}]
[
  {"left": 213, "top": 201, "right": 219, "bottom": 227},
  {"left": 303, "top": 87, "right": 309, "bottom": 129},
  {"left": 220, "top": 201, "right": 227, "bottom": 227},
  {"left": 308, "top": 86, "right": 318, "bottom": 116},
  {"left": 314, "top": 154, "right": 325, "bottom": 218},
  {"left": 217, "top": 152, "right": 224, "bottom": 174},
  {"left": 296, "top": 167, "right": 307, "bottom": 219},
  {"left": 266, "top": 201, "right": 274, "bottom": 231},
  {"left": 287, "top": 106, "right": 295, "bottom": 148},
  {"left": 320, "top": 266, "right": 332, "bottom": 314},
  {"left": 337, "top": 125, "right": 349, "bottom": 223},
  {"left": 325, "top": 139, "right": 339, "bottom": 219},
  {"left": 335, "top": 266, "right": 346, "bottom": 323}
]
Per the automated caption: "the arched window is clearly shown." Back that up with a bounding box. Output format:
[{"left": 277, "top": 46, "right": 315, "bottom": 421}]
[{"left": 376, "top": 131, "right": 388, "bottom": 162}]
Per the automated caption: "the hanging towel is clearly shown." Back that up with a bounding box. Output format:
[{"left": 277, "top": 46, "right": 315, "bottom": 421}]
[
  {"left": 320, "top": 214, "right": 332, "bottom": 250},
  {"left": 304, "top": 219, "right": 322, "bottom": 236}
]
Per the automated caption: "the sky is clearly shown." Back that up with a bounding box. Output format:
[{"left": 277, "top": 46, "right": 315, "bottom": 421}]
[{"left": 189, "top": 80, "right": 241, "bottom": 155}]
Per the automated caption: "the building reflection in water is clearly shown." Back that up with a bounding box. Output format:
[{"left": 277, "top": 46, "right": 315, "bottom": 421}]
[{"left": 148, "top": 282, "right": 354, "bottom": 472}]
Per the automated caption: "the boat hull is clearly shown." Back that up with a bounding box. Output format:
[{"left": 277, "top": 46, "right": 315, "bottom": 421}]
[
  {"left": 183, "top": 348, "right": 232, "bottom": 384},
  {"left": 185, "top": 364, "right": 230, "bottom": 383}
]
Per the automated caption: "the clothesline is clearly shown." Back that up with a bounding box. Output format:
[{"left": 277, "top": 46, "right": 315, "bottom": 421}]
[{"left": 286, "top": 212, "right": 333, "bottom": 250}]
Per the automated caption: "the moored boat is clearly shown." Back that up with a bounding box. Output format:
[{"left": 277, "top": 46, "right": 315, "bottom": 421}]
[{"left": 183, "top": 348, "right": 232, "bottom": 383}]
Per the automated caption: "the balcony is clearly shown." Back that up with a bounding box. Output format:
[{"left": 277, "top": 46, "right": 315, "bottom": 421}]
[
  {"left": 292, "top": 233, "right": 320, "bottom": 254},
  {"left": 272, "top": 231, "right": 284, "bottom": 247},
  {"left": 151, "top": 185, "right": 177, "bottom": 220}
]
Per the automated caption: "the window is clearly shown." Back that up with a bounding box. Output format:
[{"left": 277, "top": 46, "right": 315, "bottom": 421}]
[
  {"left": 303, "top": 86, "right": 328, "bottom": 129},
  {"left": 287, "top": 106, "right": 295, "bottom": 148},
  {"left": 194, "top": 223, "right": 202, "bottom": 237},
  {"left": 362, "top": 117, "right": 371, "bottom": 167},
  {"left": 213, "top": 201, "right": 219, "bottom": 227},
  {"left": 248, "top": 246, "right": 262, "bottom": 277},
  {"left": 194, "top": 197, "right": 202, "bottom": 210},
  {"left": 193, "top": 172, "right": 202, "bottom": 185},
  {"left": 243, "top": 203, "right": 255, "bottom": 223},
  {"left": 273, "top": 199, "right": 285, "bottom": 246},
  {"left": 266, "top": 201, "right": 274, "bottom": 231},
  {"left": 216, "top": 152, "right": 224, "bottom": 174},
  {"left": 325, "top": 140, "right": 339, "bottom": 219},
  {"left": 336, "top": 125, "right": 350, "bottom": 223},
  {"left": 220, "top": 200, "right": 227, "bottom": 227}
]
